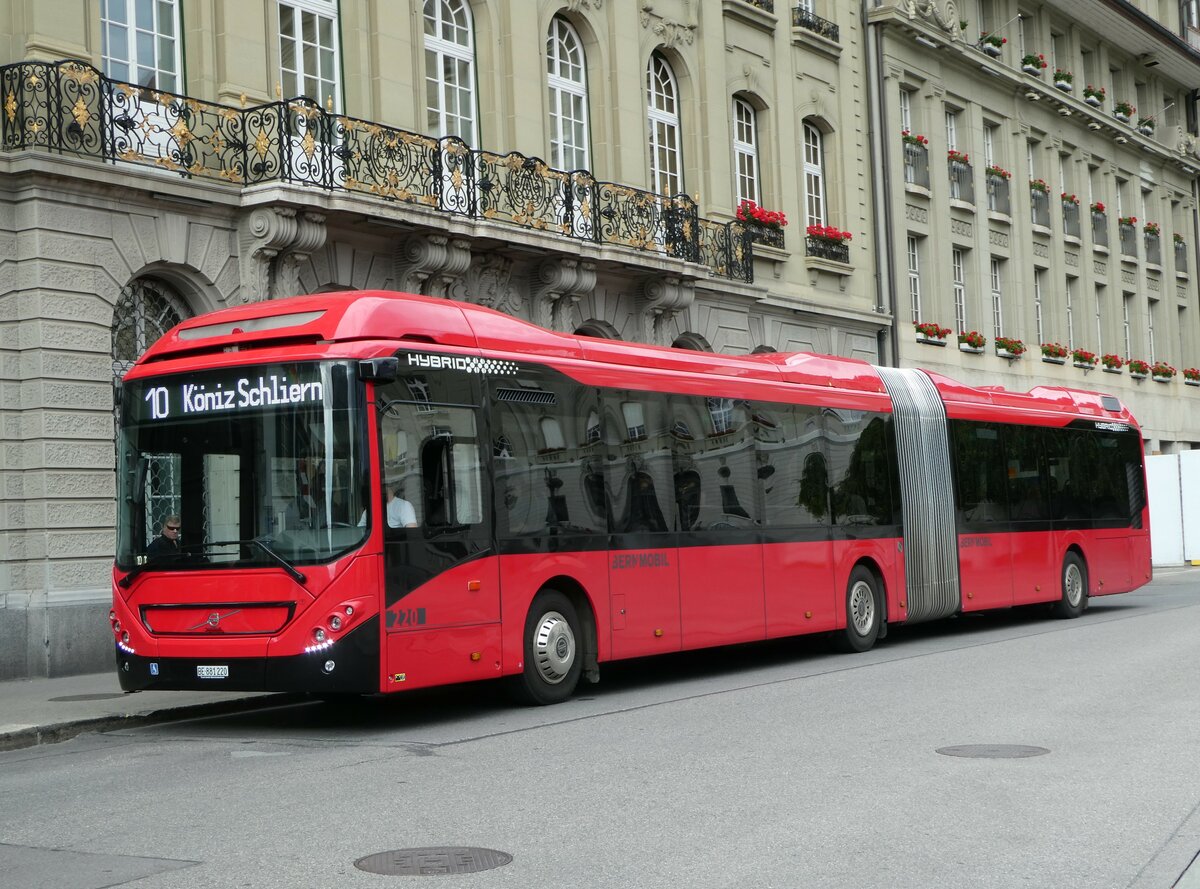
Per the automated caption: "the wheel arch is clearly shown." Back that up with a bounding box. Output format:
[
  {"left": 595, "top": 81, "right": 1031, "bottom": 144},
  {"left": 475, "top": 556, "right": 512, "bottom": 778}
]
[
  {"left": 535, "top": 574, "right": 600, "bottom": 683},
  {"left": 851, "top": 556, "right": 889, "bottom": 637}
]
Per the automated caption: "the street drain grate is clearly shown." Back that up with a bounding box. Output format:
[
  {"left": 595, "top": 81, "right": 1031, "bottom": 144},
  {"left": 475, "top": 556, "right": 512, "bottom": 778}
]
[
  {"left": 354, "top": 847, "right": 512, "bottom": 876},
  {"left": 937, "top": 744, "right": 1050, "bottom": 759}
]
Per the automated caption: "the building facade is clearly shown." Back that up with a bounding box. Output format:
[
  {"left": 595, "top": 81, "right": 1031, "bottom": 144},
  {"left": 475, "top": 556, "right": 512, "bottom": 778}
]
[
  {"left": 0, "top": 0, "right": 877, "bottom": 678},
  {"left": 871, "top": 0, "right": 1200, "bottom": 453}
]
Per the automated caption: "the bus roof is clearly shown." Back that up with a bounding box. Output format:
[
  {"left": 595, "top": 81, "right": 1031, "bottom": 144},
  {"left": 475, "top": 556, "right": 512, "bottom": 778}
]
[{"left": 132, "top": 289, "right": 1138, "bottom": 427}]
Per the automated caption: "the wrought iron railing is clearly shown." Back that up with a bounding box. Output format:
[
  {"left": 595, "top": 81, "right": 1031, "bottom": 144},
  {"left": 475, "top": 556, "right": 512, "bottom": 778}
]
[
  {"left": 1062, "top": 201, "right": 1080, "bottom": 238},
  {"left": 1145, "top": 232, "right": 1161, "bottom": 265},
  {"left": 1092, "top": 211, "right": 1108, "bottom": 248},
  {"left": 748, "top": 225, "right": 785, "bottom": 250},
  {"left": 986, "top": 174, "right": 1010, "bottom": 215},
  {"left": 805, "top": 236, "right": 850, "bottom": 263},
  {"left": 0, "top": 59, "right": 755, "bottom": 281},
  {"left": 1031, "top": 189, "right": 1050, "bottom": 227},
  {"left": 903, "top": 142, "right": 929, "bottom": 189},
  {"left": 1119, "top": 223, "right": 1138, "bottom": 258},
  {"left": 948, "top": 159, "right": 974, "bottom": 204},
  {"left": 792, "top": 6, "right": 840, "bottom": 41},
  {"left": 743, "top": 0, "right": 775, "bottom": 12}
]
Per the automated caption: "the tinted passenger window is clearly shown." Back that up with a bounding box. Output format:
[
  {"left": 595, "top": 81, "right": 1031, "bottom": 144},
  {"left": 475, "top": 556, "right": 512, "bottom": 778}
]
[
  {"left": 825, "top": 411, "right": 894, "bottom": 526},
  {"left": 951, "top": 421, "right": 1008, "bottom": 524},
  {"left": 602, "top": 390, "right": 673, "bottom": 536},
  {"left": 1005, "top": 426, "right": 1048, "bottom": 522},
  {"left": 756, "top": 402, "right": 828, "bottom": 526},
  {"left": 668, "top": 395, "right": 758, "bottom": 531},
  {"left": 491, "top": 367, "right": 605, "bottom": 537}
]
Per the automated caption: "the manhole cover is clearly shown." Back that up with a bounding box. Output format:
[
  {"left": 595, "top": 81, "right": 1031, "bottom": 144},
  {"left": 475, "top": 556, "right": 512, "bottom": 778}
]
[
  {"left": 50, "top": 693, "right": 127, "bottom": 703},
  {"left": 354, "top": 847, "right": 512, "bottom": 876},
  {"left": 937, "top": 744, "right": 1050, "bottom": 759}
]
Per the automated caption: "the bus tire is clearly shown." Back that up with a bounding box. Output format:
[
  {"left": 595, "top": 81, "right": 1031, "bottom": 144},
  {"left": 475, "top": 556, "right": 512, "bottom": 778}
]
[
  {"left": 1054, "top": 553, "right": 1088, "bottom": 619},
  {"left": 511, "top": 590, "right": 582, "bottom": 706},
  {"left": 834, "top": 566, "right": 882, "bottom": 653}
]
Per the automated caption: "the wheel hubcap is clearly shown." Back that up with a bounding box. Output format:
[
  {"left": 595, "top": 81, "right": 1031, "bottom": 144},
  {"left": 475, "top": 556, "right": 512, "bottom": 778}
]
[
  {"left": 1065, "top": 563, "right": 1083, "bottom": 608},
  {"left": 532, "top": 610, "right": 575, "bottom": 685},
  {"left": 849, "top": 581, "right": 875, "bottom": 636}
]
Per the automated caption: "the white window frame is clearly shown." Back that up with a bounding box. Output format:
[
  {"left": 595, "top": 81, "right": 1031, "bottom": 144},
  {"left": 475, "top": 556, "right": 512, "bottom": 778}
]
[
  {"left": 952, "top": 248, "right": 967, "bottom": 334},
  {"left": 945, "top": 109, "right": 958, "bottom": 152},
  {"left": 1065, "top": 276, "right": 1075, "bottom": 349},
  {"left": 647, "top": 54, "right": 682, "bottom": 197},
  {"left": 899, "top": 89, "right": 912, "bottom": 133},
  {"left": 424, "top": 0, "right": 478, "bottom": 143},
  {"left": 101, "top": 0, "right": 182, "bottom": 91},
  {"left": 907, "top": 235, "right": 922, "bottom": 323},
  {"left": 278, "top": 0, "right": 340, "bottom": 109},
  {"left": 991, "top": 258, "right": 1004, "bottom": 338},
  {"left": 547, "top": 16, "right": 591, "bottom": 172},
  {"left": 1034, "top": 268, "right": 1046, "bottom": 345},
  {"left": 1123, "top": 293, "right": 1133, "bottom": 358},
  {"left": 803, "top": 122, "right": 826, "bottom": 228},
  {"left": 733, "top": 98, "right": 760, "bottom": 206}
]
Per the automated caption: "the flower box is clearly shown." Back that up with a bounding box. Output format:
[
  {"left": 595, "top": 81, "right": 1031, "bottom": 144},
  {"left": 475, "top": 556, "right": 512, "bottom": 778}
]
[
  {"left": 981, "top": 43, "right": 1002, "bottom": 57},
  {"left": 1186, "top": 378, "right": 1200, "bottom": 387},
  {"left": 1130, "top": 370, "right": 1148, "bottom": 380},
  {"left": 1152, "top": 374, "right": 1173, "bottom": 383},
  {"left": 913, "top": 322, "right": 950, "bottom": 344},
  {"left": 1073, "top": 360, "right": 1096, "bottom": 370},
  {"left": 1022, "top": 64, "right": 1043, "bottom": 75},
  {"left": 1102, "top": 366, "right": 1124, "bottom": 375},
  {"left": 916, "top": 334, "right": 947, "bottom": 346},
  {"left": 1084, "top": 95, "right": 1102, "bottom": 108},
  {"left": 997, "top": 347, "right": 1022, "bottom": 360},
  {"left": 1042, "top": 356, "right": 1066, "bottom": 365},
  {"left": 959, "top": 343, "right": 985, "bottom": 354},
  {"left": 1054, "top": 80, "right": 1072, "bottom": 92}
]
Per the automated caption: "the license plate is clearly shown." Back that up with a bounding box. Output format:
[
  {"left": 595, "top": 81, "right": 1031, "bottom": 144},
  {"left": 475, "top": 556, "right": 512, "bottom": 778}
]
[{"left": 196, "top": 665, "right": 229, "bottom": 679}]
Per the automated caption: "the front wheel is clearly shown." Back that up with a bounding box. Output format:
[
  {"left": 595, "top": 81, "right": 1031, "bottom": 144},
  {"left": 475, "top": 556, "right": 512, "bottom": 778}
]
[
  {"left": 510, "top": 590, "right": 583, "bottom": 705},
  {"left": 1054, "top": 553, "right": 1088, "bottom": 619},
  {"left": 834, "top": 566, "right": 882, "bottom": 653}
]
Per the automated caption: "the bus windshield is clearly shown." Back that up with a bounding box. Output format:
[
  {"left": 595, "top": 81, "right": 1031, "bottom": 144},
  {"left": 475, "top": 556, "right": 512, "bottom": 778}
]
[{"left": 116, "top": 360, "right": 370, "bottom": 571}]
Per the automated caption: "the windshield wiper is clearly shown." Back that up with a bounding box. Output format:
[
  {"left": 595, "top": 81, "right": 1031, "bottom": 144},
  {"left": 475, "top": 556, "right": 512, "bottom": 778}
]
[
  {"left": 119, "top": 537, "right": 308, "bottom": 588},
  {"left": 230, "top": 537, "right": 308, "bottom": 585}
]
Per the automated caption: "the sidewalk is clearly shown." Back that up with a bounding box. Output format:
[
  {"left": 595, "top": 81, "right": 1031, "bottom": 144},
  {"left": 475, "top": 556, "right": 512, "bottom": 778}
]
[{"left": 0, "top": 671, "right": 294, "bottom": 752}]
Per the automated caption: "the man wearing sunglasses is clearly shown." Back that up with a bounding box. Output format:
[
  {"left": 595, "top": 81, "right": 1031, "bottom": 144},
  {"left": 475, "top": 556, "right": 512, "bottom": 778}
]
[{"left": 146, "top": 515, "right": 182, "bottom": 562}]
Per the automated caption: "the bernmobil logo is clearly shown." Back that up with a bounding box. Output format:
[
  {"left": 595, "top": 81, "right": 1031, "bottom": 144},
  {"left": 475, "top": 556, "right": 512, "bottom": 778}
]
[{"left": 407, "top": 353, "right": 518, "bottom": 376}]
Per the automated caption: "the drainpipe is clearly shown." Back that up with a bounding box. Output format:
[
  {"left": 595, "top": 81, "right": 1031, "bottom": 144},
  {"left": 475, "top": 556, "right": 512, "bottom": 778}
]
[{"left": 864, "top": 0, "right": 897, "bottom": 367}]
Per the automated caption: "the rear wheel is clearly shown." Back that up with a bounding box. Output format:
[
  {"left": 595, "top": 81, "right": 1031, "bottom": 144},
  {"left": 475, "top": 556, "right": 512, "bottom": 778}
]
[
  {"left": 510, "top": 590, "right": 582, "bottom": 705},
  {"left": 834, "top": 566, "right": 882, "bottom": 653},
  {"left": 1054, "top": 553, "right": 1088, "bottom": 619}
]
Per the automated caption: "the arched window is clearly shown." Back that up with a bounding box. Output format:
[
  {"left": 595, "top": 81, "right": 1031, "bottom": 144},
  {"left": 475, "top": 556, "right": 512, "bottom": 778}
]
[
  {"left": 803, "top": 121, "right": 826, "bottom": 227},
  {"left": 111, "top": 277, "right": 190, "bottom": 390},
  {"left": 547, "top": 17, "right": 590, "bottom": 171},
  {"left": 424, "top": 0, "right": 477, "bottom": 142},
  {"left": 111, "top": 278, "right": 191, "bottom": 523},
  {"left": 733, "top": 97, "right": 759, "bottom": 206},
  {"left": 646, "top": 54, "right": 682, "bottom": 197}
]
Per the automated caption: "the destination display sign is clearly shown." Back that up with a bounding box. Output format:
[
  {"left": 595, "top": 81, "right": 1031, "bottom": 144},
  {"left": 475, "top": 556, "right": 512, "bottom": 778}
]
[{"left": 126, "top": 362, "right": 326, "bottom": 422}]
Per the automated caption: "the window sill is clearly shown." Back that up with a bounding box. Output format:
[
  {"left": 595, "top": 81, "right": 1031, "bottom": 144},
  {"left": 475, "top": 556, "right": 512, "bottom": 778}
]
[
  {"left": 987, "top": 211, "right": 1012, "bottom": 226},
  {"left": 804, "top": 254, "right": 853, "bottom": 291},
  {"left": 1064, "top": 234, "right": 1081, "bottom": 246},
  {"left": 1032, "top": 224, "right": 1052, "bottom": 237},
  {"left": 791, "top": 25, "right": 842, "bottom": 60},
  {"left": 1093, "top": 244, "right": 1110, "bottom": 255},
  {"left": 723, "top": 0, "right": 776, "bottom": 33},
  {"left": 905, "top": 184, "right": 931, "bottom": 200},
  {"left": 949, "top": 199, "right": 976, "bottom": 213}
]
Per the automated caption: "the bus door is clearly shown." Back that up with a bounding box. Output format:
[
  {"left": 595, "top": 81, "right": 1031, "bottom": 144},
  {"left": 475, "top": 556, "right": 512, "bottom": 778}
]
[
  {"left": 951, "top": 421, "right": 1013, "bottom": 611},
  {"left": 603, "top": 390, "right": 681, "bottom": 659},
  {"left": 375, "top": 363, "right": 499, "bottom": 687}
]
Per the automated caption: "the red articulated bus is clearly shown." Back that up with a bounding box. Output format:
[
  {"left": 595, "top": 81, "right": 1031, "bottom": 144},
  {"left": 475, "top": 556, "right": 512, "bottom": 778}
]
[{"left": 111, "top": 290, "right": 1151, "bottom": 704}]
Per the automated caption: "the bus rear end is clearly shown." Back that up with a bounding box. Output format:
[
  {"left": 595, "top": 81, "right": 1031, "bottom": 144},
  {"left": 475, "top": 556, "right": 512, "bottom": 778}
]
[{"left": 111, "top": 357, "right": 384, "bottom": 693}]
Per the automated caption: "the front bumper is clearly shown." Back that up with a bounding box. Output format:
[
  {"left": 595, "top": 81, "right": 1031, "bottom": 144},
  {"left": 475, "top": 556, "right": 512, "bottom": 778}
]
[{"left": 115, "top": 616, "right": 380, "bottom": 693}]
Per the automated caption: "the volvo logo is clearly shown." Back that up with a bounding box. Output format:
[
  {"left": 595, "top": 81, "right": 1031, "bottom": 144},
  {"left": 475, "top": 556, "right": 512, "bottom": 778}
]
[{"left": 187, "top": 609, "right": 241, "bottom": 631}]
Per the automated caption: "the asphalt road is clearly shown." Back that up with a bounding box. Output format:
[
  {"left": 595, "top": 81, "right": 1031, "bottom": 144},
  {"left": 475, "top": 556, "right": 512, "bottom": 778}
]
[{"left": 2, "top": 569, "right": 1199, "bottom": 889}]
